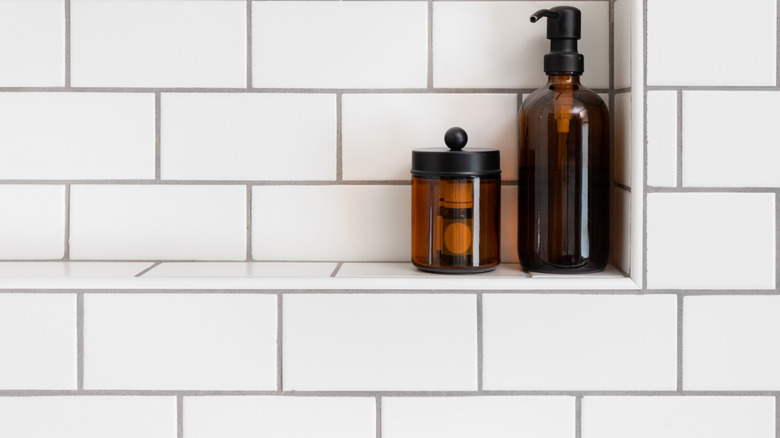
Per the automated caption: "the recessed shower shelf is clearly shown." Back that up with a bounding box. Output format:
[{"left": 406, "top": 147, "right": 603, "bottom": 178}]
[{"left": 0, "top": 262, "right": 639, "bottom": 291}]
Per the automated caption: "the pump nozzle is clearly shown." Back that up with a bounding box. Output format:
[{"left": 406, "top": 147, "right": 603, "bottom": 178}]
[{"left": 530, "top": 9, "right": 559, "bottom": 23}]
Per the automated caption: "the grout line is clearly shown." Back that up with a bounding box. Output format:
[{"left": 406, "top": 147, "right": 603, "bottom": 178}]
[
  {"left": 8, "top": 289, "right": 773, "bottom": 296},
  {"left": 427, "top": 0, "right": 433, "bottom": 89},
  {"left": 776, "top": 191, "right": 779, "bottom": 292},
  {"left": 776, "top": 395, "right": 780, "bottom": 438},
  {"left": 2, "top": 389, "right": 780, "bottom": 397},
  {"left": 135, "top": 261, "right": 162, "bottom": 278},
  {"left": 76, "top": 292, "right": 84, "bottom": 390},
  {"left": 0, "top": 87, "right": 539, "bottom": 94},
  {"left": 246, "top": 185, "right": 253, "bottom": 261},
  {"left": 647, "top": 187, "right": 780, "bottom": 194},
  {"left": 646, "top": 85, "right": 780, "bottom": 91},
  {"left": 642, "top": 0, "right": 649, "bottom": 292},
  {"left": 155, "top": 92, "right": 162, "bottom": 180},
  {"left": 476, "top": 293, "right": 484, "bottom": 391},
  {"left": 330, "top": 262, "right": 344, "bottom": 278},
  {"left": 376, "top": 396, "right": 382, "bottom": 438},
  {"left": 177, "top": 395, "right": 183, "bottom": 438},
  {"left": 64, "top": 185, "right": 71, "bottom": 261},
  {"left": 677, "top": 294, "right": 684, "bottom": 391},
  {"left": 336, "top": 93, "right": 343, "bottom": 181},
  {"left": 676, "top": 90, "right": 683, "bottom": 188},
  {"left": 575, "top": 395, "right": 582, "bottom": 438},
  {"left": 277, "top": 292, "right": 283, "bottom": 392},
  {"left": 247, "top": 0, "right": 253, "bottom": 89},
  {"left": 0, "top": 180, "right": 414, "bottom": 186},
  {"left": 64, "top": 0, "right": 71, "bottom": 88}
]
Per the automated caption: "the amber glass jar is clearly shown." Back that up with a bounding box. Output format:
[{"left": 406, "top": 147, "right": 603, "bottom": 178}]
[{"left": 411, "top": 127, "right": 501, "bottom": 274}]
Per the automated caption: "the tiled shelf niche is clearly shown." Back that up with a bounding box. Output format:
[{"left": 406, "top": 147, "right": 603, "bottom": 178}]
[{"left": 0, "top": 0, "right": 645, "bottom": 291}]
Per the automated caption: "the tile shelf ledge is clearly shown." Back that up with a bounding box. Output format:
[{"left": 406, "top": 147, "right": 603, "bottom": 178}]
[{"left": 0, "top": 262, "right": 638, "bottom": 291}]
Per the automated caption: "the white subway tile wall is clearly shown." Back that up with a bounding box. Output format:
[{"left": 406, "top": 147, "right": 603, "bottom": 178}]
[
  {"left": 647, "top": 193, "right": 775, "bottom": 289},
  {"left": 0, "top": 294, "right": 75, "bottom": 389},
  {"left": 252, "top": 185, "right": 410, "bottom": 261},
  {"left": 646, "top": 90, "right": 677, "bottom": 187},
  {"left": 284, "top": 294, "right": 477, "bottom": 391},
  {"left": 684, "top": 296, "right": 780, "bottom": 390},
  {"left": 0, "top": 93, "right": 154, "bottom": 179},
  {"left": 0, "top": 185, "right": 65, "bottom": 259},
  {"left": 185, "top": 396, "right": 376, "bottom": 438},
  {"left": 252, "top": 1, "right": 427, "bottom": 89},
  {"left": 84, "top": 294, "right": 277, "bottom": 390},
  {"left": 647, "top": 0, "right": 776, "bottom": 86},
  {"left": 0, "top": 0, "right": 777, "bottom": 436},
  {"left": 582, "top": 396, "right": 776, "bottom": 438},
  {"left": 0, "top": 396, "right": 176, "bottom": 438},
  {"left": 0, "top": 1, "right": 64, "bottom": 87},
  {"left": 70, "top": 185, "right": 247, "bottom": 260},
  {"left": 433, "top": 1, "right": 609, "bottom": 89},
  {"left": 162, "top": 93, "right": 337, "bottom": 181},
  {"left": 383, "top": 396, "right": 574, "bottom": 438},
  {"left": 483, "top": 295, "right": 677, "bottom": 390},
  {"left": 71, "top": 0, "right": 247, "bottom": 88},
  {"left": 683, "top": 91, "right": 780, "bottom": 187}
]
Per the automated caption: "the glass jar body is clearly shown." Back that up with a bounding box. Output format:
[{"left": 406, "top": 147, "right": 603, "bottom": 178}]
[{"left": 412, "top": 175, "right": 500, "bottom": 274}]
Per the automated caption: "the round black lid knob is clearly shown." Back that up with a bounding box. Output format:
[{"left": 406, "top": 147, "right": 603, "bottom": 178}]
[{"left": 444, "top": 127, "right": 468, "bottom": 151}]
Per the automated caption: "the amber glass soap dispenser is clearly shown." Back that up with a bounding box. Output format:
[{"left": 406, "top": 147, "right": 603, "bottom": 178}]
[
  {"left": 518, "top": 6, "right": 610, "bottom": 273},
  {"left": 412, "top": 127, "right": 501, "bottom": 274}
]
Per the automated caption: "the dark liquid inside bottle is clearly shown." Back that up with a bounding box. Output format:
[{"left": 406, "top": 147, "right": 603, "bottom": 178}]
[{"left": 517, "top": 75, "right": 610, "bottom": 273}]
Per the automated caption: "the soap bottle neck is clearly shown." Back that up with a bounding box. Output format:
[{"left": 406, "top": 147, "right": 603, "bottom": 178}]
[{"left": 547, "top": 74, "right": 581, "bottom": 86}]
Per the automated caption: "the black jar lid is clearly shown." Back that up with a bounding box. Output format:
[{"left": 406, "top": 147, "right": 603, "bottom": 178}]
[{"left": 411, "top": 127, "right": 501, "bottom": 177}]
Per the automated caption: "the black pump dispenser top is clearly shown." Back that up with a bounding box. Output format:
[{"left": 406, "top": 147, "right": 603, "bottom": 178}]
[{"left": 530, "top": 6, "right": 584, "bottom": 75}]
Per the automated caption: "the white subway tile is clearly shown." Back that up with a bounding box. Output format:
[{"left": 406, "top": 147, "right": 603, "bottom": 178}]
[
  {"left": 383, "top": 397, "right": 574, "bottom": 438},
  {"left": 0, "top": 294, "right": 75, "bottom": 389},
  {"left": 253, "top": 2, "right": 427, "bottom": 88},
  {"left": 0, "top": 262, "right": 152, "bottom": 277},
  {"left": 284, "top": 294, "right": 477, "bottom": 390},
  {"left": 0, "top": 93, "right": 154, "bottom": 179},
  {"left": 683, "top": 91, "right": 780, "bottom": 187},
  {"left": 501, "top": 185, "right": 519, "bottom": 263},
  {"left": 162, "top": 93, "right": 336, "bottom": 181},
  {"left": 648, "top": 0, "right": 775, "bottom": 86},
  {"left": 612, "top": 187, "right": 630, "bottom": 274},
  {"left": 84, "top": 294, "right": 277, "bottom": 390},
  {"left": 685, "top": 296, "right": 780, "bottom": 390},
  {"left": 483, "top": 295, "right": 677, "bottom": 390},
  {"left": 613, "top": 0, "right": 631, "bottom": 89},
  {"left": 647, "top": 193, "right": 775, "bottom": 289},
  {"left": 70, "top": 185, "right": 246, "bottom": 260},
  {"left": 433, "top": 2, "right": 609, "bottom": 88},
  {"left": 646, "top": 91, "right": 677, "bottom": 187},
  {"left": 614, "top": 92, "right": 631, "bottom": 187},
  {"left": 0, "top": 185, "right": 64, "bottom": 259},
  {"left": 582, "top": 397, "right": 776, "bottom": 438},
  {"left": 0, "top": 1, "right": 64, "bottom": 86},
  {"left": 0, "top": 396, "right": 175, "bottom": 438},
  {"left": 185, "top": 397, "right": 375, "bottom": 438},
  {"left": 71, "top": 0, "right": 246, "bottom": 87},
  {"left": 252, "top": 186, "right": 409, "bottom": 261},
  {"left": 342, "top": 94, "right": 517, "bottom": 180},
  {"left": 146, "top": 262, "right": 337, "bottom": 278}
]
